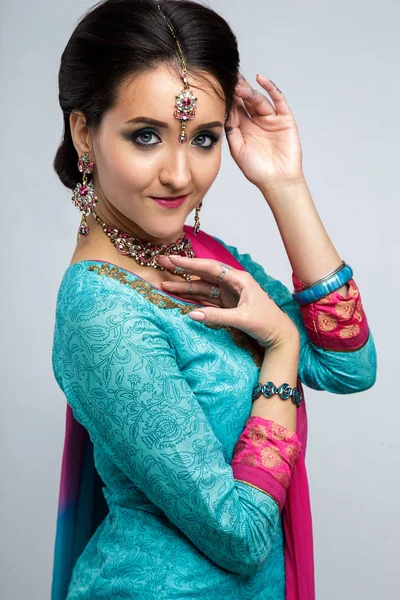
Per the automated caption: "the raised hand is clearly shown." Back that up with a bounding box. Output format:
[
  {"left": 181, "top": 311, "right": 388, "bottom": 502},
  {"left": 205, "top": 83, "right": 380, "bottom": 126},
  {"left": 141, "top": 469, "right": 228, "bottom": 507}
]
[
  {"left": 224, "top": 73, "right": 304, "bottom": 193},
  {"left": 157, "top": 254, "right": 300, "bottom": 351}
]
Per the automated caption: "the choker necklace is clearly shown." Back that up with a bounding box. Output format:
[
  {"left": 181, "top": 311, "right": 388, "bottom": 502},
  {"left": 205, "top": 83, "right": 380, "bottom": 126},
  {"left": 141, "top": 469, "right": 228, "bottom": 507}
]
[{"left": 91, "top": 208, "right": 195, "bottom": 281}]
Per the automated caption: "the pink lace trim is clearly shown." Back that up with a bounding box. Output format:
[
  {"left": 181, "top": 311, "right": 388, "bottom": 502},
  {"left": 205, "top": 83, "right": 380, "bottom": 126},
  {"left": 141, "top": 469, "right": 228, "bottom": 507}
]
[
  {"left": 231, "top": 416, "right": 302, "bottom": 511},
  {"left": 292, "top": 274, "right": 369, "bottom": 351}
]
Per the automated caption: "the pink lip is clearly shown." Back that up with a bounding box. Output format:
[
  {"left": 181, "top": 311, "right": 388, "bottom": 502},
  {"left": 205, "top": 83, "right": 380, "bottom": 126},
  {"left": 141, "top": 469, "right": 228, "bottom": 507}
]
[{"left": 150, "top": 194, "right": 189, "bottom": 208}]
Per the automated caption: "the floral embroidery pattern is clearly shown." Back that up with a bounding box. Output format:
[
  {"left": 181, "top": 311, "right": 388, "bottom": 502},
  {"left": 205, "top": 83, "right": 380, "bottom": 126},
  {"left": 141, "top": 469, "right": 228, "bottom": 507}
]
[
  {"left": 53, "top": 264, "right": 287, "bottom": 592},
  {"left": 316, "top": 312, "right": 338, "bottom": 332},
  {"left": 231, "top": 417, "right": 302, "bottom": 510},
  {"left": 291, "top": 275, "right": 370, "bottom": 351},
  {"left": 88, "top": 263, "right": 262, "bottom": 367}
]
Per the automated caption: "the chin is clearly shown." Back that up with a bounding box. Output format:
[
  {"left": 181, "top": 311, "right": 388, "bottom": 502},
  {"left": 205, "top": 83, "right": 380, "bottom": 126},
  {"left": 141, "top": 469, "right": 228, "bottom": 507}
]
[{"left": 141, "top": 220, "right": 186, "bottom": 244}]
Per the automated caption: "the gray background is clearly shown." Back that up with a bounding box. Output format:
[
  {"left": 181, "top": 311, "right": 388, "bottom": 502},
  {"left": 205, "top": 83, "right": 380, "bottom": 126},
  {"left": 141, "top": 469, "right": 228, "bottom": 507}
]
[{"left": 1, "top": 0, "right": 399, "bottom": 598}]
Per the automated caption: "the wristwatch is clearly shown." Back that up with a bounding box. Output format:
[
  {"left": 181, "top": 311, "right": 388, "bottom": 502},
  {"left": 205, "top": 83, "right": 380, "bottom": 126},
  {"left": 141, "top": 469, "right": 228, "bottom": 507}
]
[{"left": 252, "top": 381, "right": 303, "bottom": 408}]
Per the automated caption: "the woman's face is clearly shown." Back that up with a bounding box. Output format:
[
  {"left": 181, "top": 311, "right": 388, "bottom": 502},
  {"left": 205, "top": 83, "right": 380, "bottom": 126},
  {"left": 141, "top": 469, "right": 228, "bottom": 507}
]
[{"left": 74, "top": 63, "right": 226, "bottom": 245}]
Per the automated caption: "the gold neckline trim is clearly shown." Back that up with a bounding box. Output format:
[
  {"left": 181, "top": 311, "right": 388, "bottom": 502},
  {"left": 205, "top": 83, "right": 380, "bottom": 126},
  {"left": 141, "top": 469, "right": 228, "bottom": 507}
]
[{"left": 86, "top": 262, "right": 262, "bottom": 368}]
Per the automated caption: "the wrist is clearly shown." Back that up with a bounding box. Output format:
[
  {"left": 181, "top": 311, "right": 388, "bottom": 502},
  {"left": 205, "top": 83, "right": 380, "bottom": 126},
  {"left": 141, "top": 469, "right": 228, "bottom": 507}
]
[
  {"left": 265, "top": 335, "right": 300, "bottom": 357},
  {"left": 260, "top": 344, "right": 299, "bottom": 385},
  {"left": 260, "top": 175, "right": 307, "bottom": 202}
]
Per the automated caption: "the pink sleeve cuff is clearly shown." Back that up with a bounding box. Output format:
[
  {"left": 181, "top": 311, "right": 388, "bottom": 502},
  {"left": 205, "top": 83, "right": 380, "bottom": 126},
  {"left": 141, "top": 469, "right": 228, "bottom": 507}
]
[
  {"left": 291, "top": 274, "right": 370, "bottom": 351},
  {"left": 231, "top": 416, "right": 302, "bottom": 511}
]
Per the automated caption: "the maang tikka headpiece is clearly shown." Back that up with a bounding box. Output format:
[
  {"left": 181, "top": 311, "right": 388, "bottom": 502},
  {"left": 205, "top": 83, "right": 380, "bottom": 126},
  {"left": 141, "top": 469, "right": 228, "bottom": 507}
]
[{"left": 158, "top": 5, "right": 197, "bottom": 143}]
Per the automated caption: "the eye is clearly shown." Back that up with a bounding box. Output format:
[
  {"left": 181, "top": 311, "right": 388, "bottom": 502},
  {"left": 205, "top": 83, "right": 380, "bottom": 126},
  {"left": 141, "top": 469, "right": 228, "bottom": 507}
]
[
  {"left": 131, "top": 128, "right": 161, "bottom": 148},
  {"left": 193, "top": 132, "right": 219, "bottom": 150}
]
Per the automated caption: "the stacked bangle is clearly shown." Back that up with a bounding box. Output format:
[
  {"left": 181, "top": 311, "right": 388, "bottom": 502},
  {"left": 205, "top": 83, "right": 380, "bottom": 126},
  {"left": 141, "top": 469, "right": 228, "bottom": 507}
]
[
  {"left": 292, "top": 260, "right": 353, "bottom": 306},
  {"left": 252, "top": 381, "right": 303, "bottom": 408}
]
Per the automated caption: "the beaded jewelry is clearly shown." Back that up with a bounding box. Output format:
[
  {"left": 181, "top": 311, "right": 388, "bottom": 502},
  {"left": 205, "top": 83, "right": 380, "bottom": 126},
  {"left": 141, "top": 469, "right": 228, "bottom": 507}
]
[
  {"left": 252, "top": 381, "right": 303, "bottom": 408},
  {"left": 71, "top": 152, "right": 98, "bottom": 236},
  {"left": 158, "top": 5, "right": 197, "bottom": 144},
  {"left": 71, "top": 7, "right": 204, "bottom": 273},
  {"left": 91, "top": 208, "right": 195, "bottom": 282}
]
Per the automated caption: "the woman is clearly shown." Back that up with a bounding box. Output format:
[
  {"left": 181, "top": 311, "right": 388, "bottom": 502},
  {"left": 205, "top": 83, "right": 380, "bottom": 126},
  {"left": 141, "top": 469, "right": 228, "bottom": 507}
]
[{"left": 51, "top": 0, "right": 377, "bottom": 598}]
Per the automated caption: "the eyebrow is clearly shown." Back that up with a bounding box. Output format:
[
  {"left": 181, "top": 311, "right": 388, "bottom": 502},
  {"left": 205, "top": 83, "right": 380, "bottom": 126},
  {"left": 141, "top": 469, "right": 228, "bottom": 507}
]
[{"left": 124, "top": 116, "right": 224, "bottom": 130}]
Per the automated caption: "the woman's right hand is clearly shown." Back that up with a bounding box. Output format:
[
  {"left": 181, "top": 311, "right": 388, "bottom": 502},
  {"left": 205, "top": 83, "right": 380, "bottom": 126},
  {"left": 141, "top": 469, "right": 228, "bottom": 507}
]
[{"left": 157, "top": 254, "right": 300, "bottom": 351}]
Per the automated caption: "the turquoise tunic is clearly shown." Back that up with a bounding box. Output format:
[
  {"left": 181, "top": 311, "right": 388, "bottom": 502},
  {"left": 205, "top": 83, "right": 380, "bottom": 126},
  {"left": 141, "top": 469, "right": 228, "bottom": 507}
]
[{"left": 52, "top": 238, "right": 376, "bottom": 599}]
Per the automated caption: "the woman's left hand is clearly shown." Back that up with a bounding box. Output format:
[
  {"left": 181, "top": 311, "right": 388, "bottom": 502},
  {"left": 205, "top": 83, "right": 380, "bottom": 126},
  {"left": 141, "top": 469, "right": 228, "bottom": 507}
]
[{"left": 225, "top": 73, "right": 304, "bottom": 193}]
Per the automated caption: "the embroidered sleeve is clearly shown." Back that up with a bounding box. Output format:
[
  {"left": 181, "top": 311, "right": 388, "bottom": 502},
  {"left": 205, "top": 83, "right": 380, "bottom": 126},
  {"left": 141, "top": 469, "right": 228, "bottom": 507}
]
[
  {"left": 291, "top": 274, "right": 370, "bottom": 351},
  {"left": 231, "top": 417, "right": 302, "bottom": 511},
  {"left": 213, "top": 237, "right": 377, "bottom": 394},
  {"left": 53, "top": 290, "right": 283, "bottom": 576}
]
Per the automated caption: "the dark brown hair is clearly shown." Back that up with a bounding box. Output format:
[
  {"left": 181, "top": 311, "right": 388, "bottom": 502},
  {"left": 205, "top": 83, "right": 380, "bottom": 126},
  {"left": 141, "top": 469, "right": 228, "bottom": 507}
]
[{"left": 53, "top": 0, "right": 240, "bottom": 189}]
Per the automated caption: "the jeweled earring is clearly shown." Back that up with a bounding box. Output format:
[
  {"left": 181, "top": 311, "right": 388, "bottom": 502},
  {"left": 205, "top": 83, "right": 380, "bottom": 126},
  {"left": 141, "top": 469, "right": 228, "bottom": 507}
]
[
  {"left": 71, "top": 151, "right": 97, "bottom": 236},
  {"left": 193, "top": 201, "right": 202, "bottom": 235}
]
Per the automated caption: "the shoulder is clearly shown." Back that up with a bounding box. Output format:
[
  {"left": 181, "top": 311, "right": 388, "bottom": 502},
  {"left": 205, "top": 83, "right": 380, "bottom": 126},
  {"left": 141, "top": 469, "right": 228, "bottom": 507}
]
[{"left": 54, "top": 261, "right": 158, "bottom": 326}]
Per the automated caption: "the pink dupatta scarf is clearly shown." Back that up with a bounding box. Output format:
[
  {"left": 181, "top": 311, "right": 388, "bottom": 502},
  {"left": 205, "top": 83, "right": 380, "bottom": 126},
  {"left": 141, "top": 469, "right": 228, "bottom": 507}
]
[
  {"left": 52, "top": 225, "right": 314, "bottom": 600},
  {"left": 184, "top": 226, "right": 315, "bottom": 600}
]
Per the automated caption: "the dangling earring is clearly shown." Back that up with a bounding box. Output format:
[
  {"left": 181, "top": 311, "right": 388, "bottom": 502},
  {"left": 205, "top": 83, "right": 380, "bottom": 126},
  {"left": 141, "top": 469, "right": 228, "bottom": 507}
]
[
  {"left": 71, "top": 151, "right": 97, "bottom": 236},
  {"left": 193, "top": 201, "right": 202, "bottom": 235}
]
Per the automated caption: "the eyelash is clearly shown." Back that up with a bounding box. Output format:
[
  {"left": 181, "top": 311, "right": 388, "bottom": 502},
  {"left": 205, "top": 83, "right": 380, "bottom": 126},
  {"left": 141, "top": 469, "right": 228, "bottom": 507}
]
[{"left": 129, "top": 128, "right": 220, "bottom": 151}]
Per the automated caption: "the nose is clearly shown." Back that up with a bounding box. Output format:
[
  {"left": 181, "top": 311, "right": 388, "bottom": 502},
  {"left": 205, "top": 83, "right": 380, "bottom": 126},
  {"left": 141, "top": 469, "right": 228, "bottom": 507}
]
[{"left": 159, "top": 146, "right": 192, "bottom": 190}]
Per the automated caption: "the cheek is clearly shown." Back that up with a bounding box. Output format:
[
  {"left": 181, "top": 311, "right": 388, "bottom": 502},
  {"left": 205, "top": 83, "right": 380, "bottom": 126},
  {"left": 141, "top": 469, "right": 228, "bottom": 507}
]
[
  {"left": 193, "top": 150, "right": 222, "bottom": 189},
  {"left": 95, "top": 137, "right": 156, "bottom": 192}
]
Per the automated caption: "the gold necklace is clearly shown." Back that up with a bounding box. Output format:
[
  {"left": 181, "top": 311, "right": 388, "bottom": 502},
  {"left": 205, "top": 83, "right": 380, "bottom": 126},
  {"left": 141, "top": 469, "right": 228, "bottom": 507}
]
[{"left": 92, "top": 209, "right": 194, "bottom": 281}]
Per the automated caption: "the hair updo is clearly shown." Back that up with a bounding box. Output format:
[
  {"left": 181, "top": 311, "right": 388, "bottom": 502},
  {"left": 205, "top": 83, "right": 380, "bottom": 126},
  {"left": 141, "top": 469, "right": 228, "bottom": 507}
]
[{"left": 53, "top": 0, "right": 240, "bottom": 190}]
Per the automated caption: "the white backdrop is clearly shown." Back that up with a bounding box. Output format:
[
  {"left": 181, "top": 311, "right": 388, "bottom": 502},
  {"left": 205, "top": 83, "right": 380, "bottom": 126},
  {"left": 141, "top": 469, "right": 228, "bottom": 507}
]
[{"left": 1, "top": 0, "right": 399, "bottom": 598}]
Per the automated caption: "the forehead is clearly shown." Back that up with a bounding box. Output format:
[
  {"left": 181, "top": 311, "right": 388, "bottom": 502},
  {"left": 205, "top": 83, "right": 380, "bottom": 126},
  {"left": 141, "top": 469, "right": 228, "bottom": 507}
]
[{"left": 107, "top": 63, "right": 226, "bottom": 123}]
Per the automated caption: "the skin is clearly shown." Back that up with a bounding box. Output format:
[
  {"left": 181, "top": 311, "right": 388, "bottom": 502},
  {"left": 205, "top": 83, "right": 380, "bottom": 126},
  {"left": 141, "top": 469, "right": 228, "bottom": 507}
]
[
  {"left": 69, "top": 62, "right": 226, "bottom": 287},
  {"left": 160, "top": 72, "right": 349, "bottom": 306},
  {"left": 69, "top": 64, "right": 348, "bottom": 349},
  {"left": 68, "top": 66, "right": 354, "bottom": 434}
]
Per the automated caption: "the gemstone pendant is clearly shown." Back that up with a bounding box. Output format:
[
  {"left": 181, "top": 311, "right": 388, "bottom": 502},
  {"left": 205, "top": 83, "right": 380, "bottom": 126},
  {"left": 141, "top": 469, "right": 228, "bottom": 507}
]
[{"left": 78, "top": 213, "right": 90, "bottom": 236}]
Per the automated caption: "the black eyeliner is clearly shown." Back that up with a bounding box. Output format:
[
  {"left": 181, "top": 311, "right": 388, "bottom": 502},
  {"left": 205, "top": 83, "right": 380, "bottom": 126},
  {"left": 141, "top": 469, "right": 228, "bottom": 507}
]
[{"left": 125, "top": 127, "right": 220, "bottom": 149}]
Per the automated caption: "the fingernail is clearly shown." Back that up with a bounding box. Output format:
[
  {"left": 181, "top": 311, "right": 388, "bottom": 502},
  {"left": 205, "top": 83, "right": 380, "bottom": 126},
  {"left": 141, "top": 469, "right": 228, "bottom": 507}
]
[{"left": 188, "top": 311, "right": 205, "bottom": 321}]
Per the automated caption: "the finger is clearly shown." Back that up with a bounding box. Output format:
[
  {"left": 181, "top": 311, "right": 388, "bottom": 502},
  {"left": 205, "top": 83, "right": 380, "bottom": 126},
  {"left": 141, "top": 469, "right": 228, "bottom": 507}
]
[
  {"left": 187, "top": 304, "right": 243, "bottom": 328},
  {"left": 161, "top": 279, "right": 220, "bottom": 297},
  {"left": 158, "top": 255, "right": 241, "bottom": 288},
  {"left": 224, "top": 96, "right": 247, "bottom": 157},
  {"left": 235, "top": 73, "right": 276, "bottom": 118},
  {"left": 157, "top": 255, "right": 202, "bottom": 280},
  {"left": 180, "top": 296, "right": 222, "bottom": 309},
  {"left": 255, "top": 73, "right": 292, "bottom": 117},
  {"left": 224, "top": 97, "right": 243, "bottom": 152},
  {"left": 194, "top": 300, "right": 222, "bottom": 308}
]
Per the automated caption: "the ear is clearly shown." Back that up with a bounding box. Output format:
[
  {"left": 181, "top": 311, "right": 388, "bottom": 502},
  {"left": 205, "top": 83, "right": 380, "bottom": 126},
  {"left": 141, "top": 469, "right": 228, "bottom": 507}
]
[{"left": 69, "top": 111, "right": 95, "bottom": 159}]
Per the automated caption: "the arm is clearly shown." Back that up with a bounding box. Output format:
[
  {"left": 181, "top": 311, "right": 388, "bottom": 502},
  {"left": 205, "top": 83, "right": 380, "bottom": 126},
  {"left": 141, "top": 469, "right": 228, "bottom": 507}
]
[
  {"left": 53, "top": 289, "right": 301, "bottom": 576},
  {"left": 213, "top": 237, "right": 377, "bottom": 394},
  {"left": 261, "top": 178, "right": 352, "bottom": 299}
]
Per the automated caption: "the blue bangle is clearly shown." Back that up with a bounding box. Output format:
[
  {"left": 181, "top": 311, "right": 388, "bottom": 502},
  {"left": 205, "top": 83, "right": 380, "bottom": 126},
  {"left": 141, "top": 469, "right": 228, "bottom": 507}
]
[{"left": 292, "top": 263, "right": 353, "bottom": 306}]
